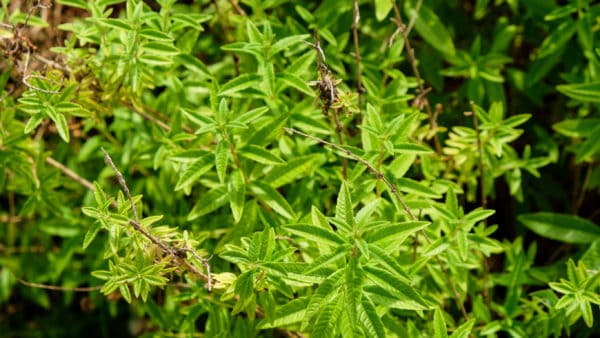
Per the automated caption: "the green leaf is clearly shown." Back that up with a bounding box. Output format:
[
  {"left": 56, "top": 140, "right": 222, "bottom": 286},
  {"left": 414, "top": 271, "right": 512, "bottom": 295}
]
[
  {"left": 335, "top": 182, "right": 355, "bottom": 229},
  {"left": 139, "top": 28, "right": 173, "bottom": 42},
  {"left": 270, "top": 34, "right": 310, "bottom": 56},
  {"left": 366, "top": 221, "right": 429, "bottom": 245},
  {"left": 537, "top": 20, "right": 577, "bottom": 59},
  {"left": 239, "top": 145, "right": 285, "bottom": 165},
  {"left": 302, "top": 270, "right": 343, "bottom": 330},
  {"left": 257, "top": 297, "right": 309, "bottom": 329},
  {"left": 142, "top": 42, "right": 180, "bottom": 57},
  {"left": 187, "top": 186, "right": 229, "bottom": 220},
  {"left": 284, "top": 223, "right": 346, "bottom": 247},
  {"left": 359, "top": 295, "right": 386, "bottom": 338},
  {"left": 218, "top": 74, "right": 262, "bottom": 96},
  {"left": 233, "top": 106, "right": 270, "bottom": 125},
  {"left": 553, "top": 118, "right": 600, "bottom": 138},
  {"left": 375, "top": 0, "right": 393, "bottom": 21},
  {"left": 83, "top": 222, "right": 102, "bottom": 249},
  {"left": 434, "top": 307, "right": 449, "bottom": 338},
  {"left": 449, "top": 318, "right": 476, "bottom": 338},
  {"left": 394, "top": 142, "right": 433, "bottom": 154},
  {"left": 304, "top": 246, "right": 348, "bottom": 274},
  {"left": 575, "top": 124, "right": 600, "bottom": 163},
  {"left": 228, "top": 170, "right": 245, "bottom": 223},
  {"left": 364, "top": 265, "right": 430, "bottom": 310},
  {"left": 279, "top": 72, "right": 316, "bottom": 96},
  {"left": 175, "top": 153, "right": 214, "bottom": 191},
  {"left": 96, "top": 18, "right": 132, "bottom": 31},
  {"left": 463, "top": 208, "right": 495, "bottom": 225},
  {"left": 518, "top": 212, "right": 600, "bottom": 244},
  {"left": 54, "top": 112, "right": 70, "bottom": 142},
  {"left": 396, "top": 177, "right": 441, "bottom": 198},
  {"left": 250, "top": 181, "right": 295, "bottom": 219},
  {"left": 24, "top": 115, "right": 44, "bottom": 134},
  {"left": 215, "top": 140, "right": 229, "bottom": 183},
  {"left": 557, "top": 82, "right": 600, "bottom": 103},
  {"left": 405, "top": 1, "right": 456, "bottom": 56},
  {"left": 264, "top": 155, "right": 322, "bottom": 188}
]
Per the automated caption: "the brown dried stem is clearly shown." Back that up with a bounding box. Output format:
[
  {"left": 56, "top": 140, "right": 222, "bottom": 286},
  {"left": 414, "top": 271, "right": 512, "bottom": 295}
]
[
  {"left": 100, "top": 148, "right": 211, "bottom": 289},
  {"left": 284, "top": 127, "right": 414, "bottom": 219},
  {"left": 17, "top": 278, "right": 102, "bottom": 292}
]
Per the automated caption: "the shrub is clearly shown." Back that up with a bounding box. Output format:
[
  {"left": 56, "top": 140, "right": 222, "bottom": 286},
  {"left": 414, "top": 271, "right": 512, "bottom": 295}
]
[{"left": 1, "top": 0, "right": 599, "bottom": 336}]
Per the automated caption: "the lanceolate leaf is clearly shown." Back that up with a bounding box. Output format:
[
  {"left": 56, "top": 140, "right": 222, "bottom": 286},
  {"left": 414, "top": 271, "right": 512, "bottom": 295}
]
[
  {"left": 404, "top": 1, "right": 456, "bottom": 56},
  {"left": 175, "top": 153, "right": 214, "bottom": 191},
  {"left": 239, "top": 145, "right": 285, "bottom": 165},
  {"left": 257, "top": 297, "right": 309, "bottom": 329},
  {"left": 359, "top": 295, "right": 386, "bottom": 338},
  {"left": 264, "top": 154, "right": 323, "bottom": 188},
  {"left": 215, "top": 139, "right": 229, "bottom": 183},
  {"left": 518, "top": 212, "right": 600, "bottom": 244},
  {"left": 335, "top": 182, "right": 355, "bottom": 229},
  {"left": 364, "top": 265, "right": 430, "bottom": 310},
  {"left": 228, "top": 170, "right": 246, "bottom": 223},
  {"left": 218, "top": 74, "right": 262, "bottom": 96},
  {"left": 434, "top": 307, "right": 449, "bottom": 338},
  {"left": 301, "top": 270, "right": 343, "bottom": 331},
  {"left": 250, "top": 181, "right": 295, "bottom": 219},
  {"left": 284, "top": 223, "right": 346, "bottom": 247},
  {"left": 366, "top": 221, "right": 430, "bottom": 245},
  {"left": 312, "top": 296, "right": 343, "bottom": 338},
  {"left": 304, "top": 245, "right": 348, "bottom": 274},
  {"left": 187, "top": 186, "right": 229, "bottom": 220}
]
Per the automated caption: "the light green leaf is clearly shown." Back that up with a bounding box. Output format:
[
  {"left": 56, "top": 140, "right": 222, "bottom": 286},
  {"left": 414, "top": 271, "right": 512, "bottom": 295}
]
[
  {"left": 396, "top": 177, "right": 441, "bottom": 198},
  {"left": 366, "top": 221, "right": 429, "bottom": 245},
  {"left": 359, "top": 295, "right": 386, "bottom": 338},
  {"left": 279, "top": 72, "right": 316, "bottom": 96},
  {"left": 218, "top": 74, "right": 262, "bottom": 96},
  {"left": 394, "top": 142, "right": 433, "bottom": 154},
  {"left": 449, "top": 318, "right": 476, "bottom": 338},
  {"left": 215, "top": 140, "right": 229, "bottom": 183},
  {"left": 302, "top": 270, "right": 343, "bottom": 330},
  {"left": 284, "top": 223, "right": 345, "bottom": 247},
  {"left": 553, "top": 118, "right": 600, "bottom": 138},
  {"left": 54, "top": 112, "right": 70, "bottom": 142},
  {"left": 375, "top": 0, "right": 393, "bottom": 21},
  {"left": 557, "top": 82, "right": 600, "bottom": 103},
  {"left": 518, "top": 212, "right": 600, "bottom": 244},
  {"left": 257, "top": 297, "right": 309, "bottom": 329},
  {"left": 434, "top": 307, "right": 449, "bottom": 338},
  {"left": 335, "top": 182, "right": 355, "bottom": 229},
  {"left": 264, "top": 155, "right": 322, "bottom": 188},
  {"left": 364, "top": 265, "right": 430, "bottom": 310},
  {"left": 228, "top": 170, "right": 245, "bottom": 223},
  {"left": 270, "top": 34, "right": 310, "bottom": 56}
]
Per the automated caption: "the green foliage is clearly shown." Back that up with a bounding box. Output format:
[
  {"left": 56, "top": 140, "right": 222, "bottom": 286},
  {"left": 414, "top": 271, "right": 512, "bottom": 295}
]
[{"left": 1, "top": 0, "right": 600, "bottom": 337}]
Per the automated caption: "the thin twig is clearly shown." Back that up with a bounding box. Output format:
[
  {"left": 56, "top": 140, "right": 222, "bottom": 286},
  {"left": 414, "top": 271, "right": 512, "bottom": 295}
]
[
  {"left": 101, "top": 147, "right": 140, "bottom": 225},
  {"left": 284, "top": 127, "right": 414, "bottom": 218},
  {"left": 100, "top": 148, "right": 211, "bottom": 287},
  {"left": 352, "top": 0, "right": 365, "bottom": 111},
  {"left": 389, "top": 0, "right": 441, "bottom": 154},
  {"left": 17, "top": 278, "right": 102, "bottom": 292},
  {"left": 45, "top": 156, "right": 95, "bottom": 192},
  {"left": 229, "top": 0, "right": 246, "bottom": 16},
  {"left": 468, "top": 104, "right": 487, "bottom": 209},
  {"left": 22, "top": 51, "right": 61, "bottom": 94}
]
